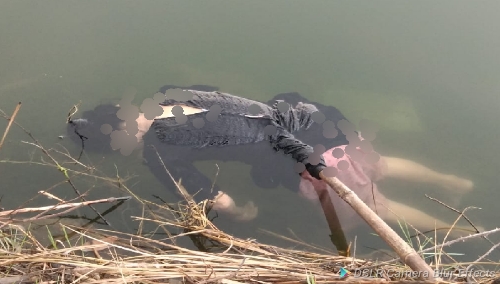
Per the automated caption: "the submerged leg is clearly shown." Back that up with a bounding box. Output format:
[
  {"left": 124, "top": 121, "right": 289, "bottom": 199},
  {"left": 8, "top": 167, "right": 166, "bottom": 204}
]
[
  {"left": 383, "top": 199, "right": 478, "bottom": 237},
  {"left": 382, "top": 156, "right": 474, "bottom": 193}
]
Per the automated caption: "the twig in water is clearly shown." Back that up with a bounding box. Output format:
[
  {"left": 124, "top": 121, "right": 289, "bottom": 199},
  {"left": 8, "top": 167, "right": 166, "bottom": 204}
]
[
  {"left": 370, "top": 181, "right": 378, "bottom": 215},
  {"left": 0, "top": 196, "right": 131, "bottom": 217},
  {"left": 0, "top": 102, "right": 21, "bottom": 151},
  {"left": 434, "top": 221, "right": 438, "bottom": 271},
  {"left": 351, "top": 235, "right": 357, "bottom": 268},
  {"left": 384, "top": 198, "right": 470, "bottom": 267},
  {"left": 65, "top": 102, "right": 87, "bottom": 160},
  {"left": 0, "top": 112, "right": 111, "bottom": 226},
  {"left": 425, "top": 194, "right": 487, "bottom": 238},
  {"left": 38, "top": 191, "right": 65, "bottom": 202},
  {"left": 360, "top": 226, "right": 500, "bottom": 271},
  {"left": 438, "top": 206, "right": 479, "bottom": 266},
  {"left": 20, "top": 140, "right": 110, "bottom": 225},
  {"left": 30, "top": 189, "right": 96, "bottom": 220},
  {"left": 210, "top": 164, "right": 220, "bottom": 195},
  {"left": 466, "top": 240, "right": 500, "bottom": 273},
  {"left": 0, "top": 108, "right": 110, "bottom": 225},
  {"left": 418, "top": 226, "right": 500, "bottom": 268}
]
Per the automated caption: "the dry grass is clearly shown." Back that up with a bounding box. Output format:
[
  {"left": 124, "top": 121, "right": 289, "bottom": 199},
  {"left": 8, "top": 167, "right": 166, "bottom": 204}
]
[
  {"left": 1, "top": 104, "right": 500, "bottom": 283},
  {"left": 1, "top": 177, "right": 500, "bottom": 283}
]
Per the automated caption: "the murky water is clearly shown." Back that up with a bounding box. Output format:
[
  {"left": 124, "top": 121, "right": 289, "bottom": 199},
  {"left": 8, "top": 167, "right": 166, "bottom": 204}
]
[{"left": 1, "top": 1, "right": 499, "bottom": 260}]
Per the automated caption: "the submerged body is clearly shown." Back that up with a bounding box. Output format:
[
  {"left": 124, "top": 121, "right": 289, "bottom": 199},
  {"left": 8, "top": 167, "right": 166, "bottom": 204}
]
[
  {"left": 67, "top": 84, "right": 475, "bottom": 233},
  {"left": 300, "top": 138, "right": 475, "bottom": 233},
  {"left": 67, "top": 85, "right": 352, "bottom": 216},
  {"left": 139, "top": 88, "right": 350, "bottom": 202}
]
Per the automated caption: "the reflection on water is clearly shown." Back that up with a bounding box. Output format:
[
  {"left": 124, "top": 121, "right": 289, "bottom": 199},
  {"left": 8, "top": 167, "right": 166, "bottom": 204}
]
[{"left": 1, "top": 0, "right": 499, "bottom": 260}]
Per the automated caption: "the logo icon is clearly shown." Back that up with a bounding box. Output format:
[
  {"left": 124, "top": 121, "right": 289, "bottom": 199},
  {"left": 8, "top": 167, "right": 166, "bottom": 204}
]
[{"left": 339, "top": 267, "right": 351, "bottom": 279}]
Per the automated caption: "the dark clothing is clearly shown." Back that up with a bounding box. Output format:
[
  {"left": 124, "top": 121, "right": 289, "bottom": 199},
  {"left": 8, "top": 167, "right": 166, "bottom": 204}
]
[
  {"left": 142, "top": 85, "right": 350, "bottom": 201},
  {"left": 153, "top": 90, "right": 322, "bottom": 168}
]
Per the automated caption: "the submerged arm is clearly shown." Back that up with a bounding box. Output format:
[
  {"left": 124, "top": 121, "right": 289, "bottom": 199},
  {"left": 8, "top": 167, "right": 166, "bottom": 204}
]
[
  {"left": 269, "top": 125, "right": 326, "bottom": 179},
  {"left": 265, "top": 99, "right": 327, "bottom": 179}
]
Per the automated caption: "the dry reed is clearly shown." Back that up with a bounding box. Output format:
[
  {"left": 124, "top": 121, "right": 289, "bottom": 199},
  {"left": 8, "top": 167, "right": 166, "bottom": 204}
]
[{"left": 1, "top": 105, "right": 500, "bottom": 283}]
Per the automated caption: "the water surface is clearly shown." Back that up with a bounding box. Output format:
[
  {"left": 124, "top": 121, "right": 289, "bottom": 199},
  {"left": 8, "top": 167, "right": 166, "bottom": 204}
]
[{"left": 1, "top": 0, "right": 499, "bottom": 260}]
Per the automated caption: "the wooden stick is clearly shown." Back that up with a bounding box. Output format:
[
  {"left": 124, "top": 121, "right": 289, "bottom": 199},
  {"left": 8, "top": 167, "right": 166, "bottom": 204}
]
[
  {"left": 0, "top": 102, "right": 21, "bottom": 150},
  {"left": 319, "top": 171, "right": 436, "bottom": 280},
  {"left": 0, "top": 196, "right": 131, "bottom": 217},
  {"left": 313, "top": 185, "right": 349, "bottom": 256}
]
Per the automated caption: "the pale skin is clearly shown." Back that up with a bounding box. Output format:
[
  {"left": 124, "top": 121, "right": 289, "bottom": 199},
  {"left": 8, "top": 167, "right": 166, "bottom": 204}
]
[
  {"left": 302, "top": 157, "right": 476, "bottom": 237},
  {"left": 127, "top": 104, "right": 476, "bottom": 232},
  {"left": 380, "top": 157, "right": 476, "bottom": 235}
]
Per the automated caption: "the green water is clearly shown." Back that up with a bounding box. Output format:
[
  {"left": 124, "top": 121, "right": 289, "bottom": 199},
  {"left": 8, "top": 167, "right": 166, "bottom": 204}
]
[{"left": 1, "top": 1, "right": 499, "bottom": 260}]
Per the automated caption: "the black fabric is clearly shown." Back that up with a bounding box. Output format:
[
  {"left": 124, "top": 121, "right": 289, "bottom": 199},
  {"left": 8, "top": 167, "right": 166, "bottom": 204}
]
[
  {"left": 152, "top": 90, "right": 326, "bottom": 173},
  {"left": 151, "top": 107, "right": 270, "bottom": 148},
  {"left": 143, "top": 85, "right": 350, "bottom": 201},
  {"left": 266, "top": 92, "right": 350, "bottom": 151},
  {"left": 306, "top": 163, "right": 326, "bottom": 180},
  {"left": 155, "top": 90, "right": 273, "bottom": 148}
]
